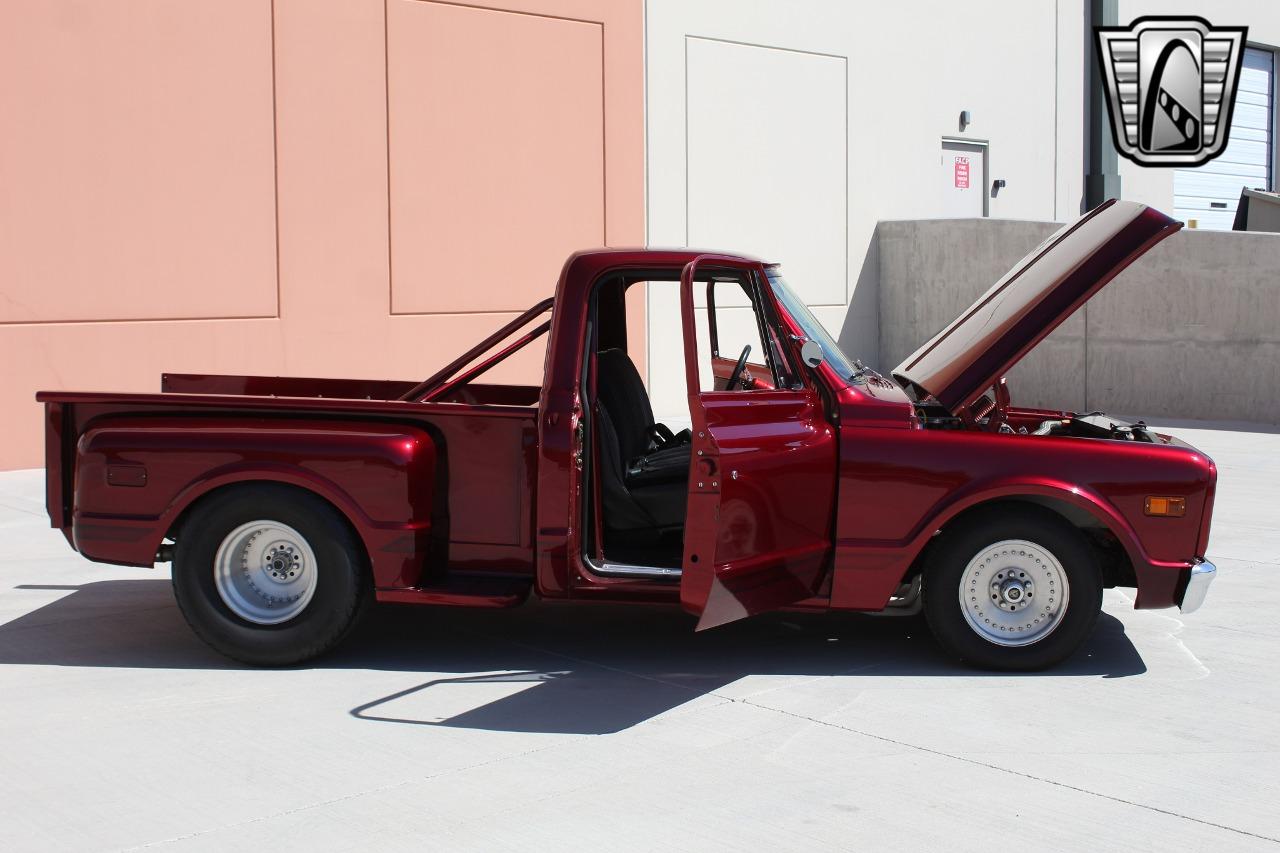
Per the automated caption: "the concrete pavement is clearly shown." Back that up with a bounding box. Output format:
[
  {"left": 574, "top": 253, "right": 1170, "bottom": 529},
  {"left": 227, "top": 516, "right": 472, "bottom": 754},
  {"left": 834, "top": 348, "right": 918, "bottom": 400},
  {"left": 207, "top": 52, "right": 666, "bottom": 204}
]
[{"left": 1, "top": 421, "right": 1278, "bottom": 851}]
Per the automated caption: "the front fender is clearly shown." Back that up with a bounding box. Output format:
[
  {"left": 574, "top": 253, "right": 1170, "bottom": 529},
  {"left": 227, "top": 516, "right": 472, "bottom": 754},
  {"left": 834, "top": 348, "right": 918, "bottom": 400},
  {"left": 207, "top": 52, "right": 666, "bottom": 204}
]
[
  {"left": 833, "top": 427, "right": 1213, "bottom": 611},
  {"left": 915, "top": 477, "right": 1151, "bottom": 566},
  {"left": 833, "top": 478, "right": 1148, "bottom": 610}
]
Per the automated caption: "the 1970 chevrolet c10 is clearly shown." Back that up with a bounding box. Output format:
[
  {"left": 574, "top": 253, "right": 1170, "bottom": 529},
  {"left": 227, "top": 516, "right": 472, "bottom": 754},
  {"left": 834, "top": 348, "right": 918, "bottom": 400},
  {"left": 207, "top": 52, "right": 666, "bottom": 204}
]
[{"left": 37, "top": 199, "right": 1217, "bottom": 669}]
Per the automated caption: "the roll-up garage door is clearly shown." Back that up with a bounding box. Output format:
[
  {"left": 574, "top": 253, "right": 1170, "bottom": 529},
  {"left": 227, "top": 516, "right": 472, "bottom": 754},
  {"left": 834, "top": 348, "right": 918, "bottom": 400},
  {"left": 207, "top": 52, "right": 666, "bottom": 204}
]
[{"left": 1174, "top": 47, "right": 1274, "bottom": 230}]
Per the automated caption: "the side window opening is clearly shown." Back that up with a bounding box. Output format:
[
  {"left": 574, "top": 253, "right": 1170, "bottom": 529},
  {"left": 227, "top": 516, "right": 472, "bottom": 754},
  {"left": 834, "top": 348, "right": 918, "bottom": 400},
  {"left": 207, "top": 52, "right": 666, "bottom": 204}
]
[{"left": 704, "top": 275, "right": 792, "bottom": 392}]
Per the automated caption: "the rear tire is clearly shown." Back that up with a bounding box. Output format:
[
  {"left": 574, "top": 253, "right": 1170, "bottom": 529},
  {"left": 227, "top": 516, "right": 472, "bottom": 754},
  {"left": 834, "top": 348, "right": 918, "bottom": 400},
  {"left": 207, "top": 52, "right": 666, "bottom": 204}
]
[
  {"left": 923, "top": 505, "right": 1102, "bottom": 671},
  {"left": 172, "top": 485, "right": 371, "bottom": 666}
]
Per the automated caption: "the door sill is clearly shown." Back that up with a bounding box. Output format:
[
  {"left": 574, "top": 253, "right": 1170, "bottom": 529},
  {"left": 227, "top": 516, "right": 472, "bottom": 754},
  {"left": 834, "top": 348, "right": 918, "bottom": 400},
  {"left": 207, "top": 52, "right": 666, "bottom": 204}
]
[{"left": 585, "top": 556, "right": 682, "bottom": 580}]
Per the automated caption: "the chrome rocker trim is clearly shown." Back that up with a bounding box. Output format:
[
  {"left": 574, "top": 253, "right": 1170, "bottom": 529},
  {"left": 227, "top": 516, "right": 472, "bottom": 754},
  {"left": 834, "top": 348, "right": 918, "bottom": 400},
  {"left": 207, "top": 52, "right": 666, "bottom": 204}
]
[{"left": 584, "top": 556, "right": 682, "bottom": 580}]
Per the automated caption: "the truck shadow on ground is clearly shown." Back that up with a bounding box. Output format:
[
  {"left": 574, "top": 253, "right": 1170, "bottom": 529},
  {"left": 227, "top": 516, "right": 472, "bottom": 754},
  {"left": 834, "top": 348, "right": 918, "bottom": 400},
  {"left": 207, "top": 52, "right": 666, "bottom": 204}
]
[{"left": 1, "top": 579, "right": 1147, "bottom": 734}]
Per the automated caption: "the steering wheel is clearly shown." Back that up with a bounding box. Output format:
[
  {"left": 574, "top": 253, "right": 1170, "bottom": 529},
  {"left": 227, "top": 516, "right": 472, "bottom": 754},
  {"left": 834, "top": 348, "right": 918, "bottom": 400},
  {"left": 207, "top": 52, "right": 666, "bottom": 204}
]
[{"left": 725, "top": 345, "right": 752, "bottom": 391}]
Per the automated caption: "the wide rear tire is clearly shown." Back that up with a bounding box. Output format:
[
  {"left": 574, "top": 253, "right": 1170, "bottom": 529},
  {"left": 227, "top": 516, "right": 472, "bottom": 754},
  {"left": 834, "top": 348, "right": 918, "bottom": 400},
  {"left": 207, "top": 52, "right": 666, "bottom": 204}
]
[
  {"left": 923, "top": 505, "right": 1102, "bottom": 671},
  {"left": 172, "top": 485, "right": 371, "bottom": 666}
]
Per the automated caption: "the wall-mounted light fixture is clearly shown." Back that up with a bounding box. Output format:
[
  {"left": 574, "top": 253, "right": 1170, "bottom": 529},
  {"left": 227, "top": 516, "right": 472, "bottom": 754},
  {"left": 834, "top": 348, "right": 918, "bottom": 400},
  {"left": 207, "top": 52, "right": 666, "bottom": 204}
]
[
  {"left": 991, "top": 178, "right": 1006, "bottom": 197},
  {"left": 959, "top": 110, "right": 972, "bottom": 131}
]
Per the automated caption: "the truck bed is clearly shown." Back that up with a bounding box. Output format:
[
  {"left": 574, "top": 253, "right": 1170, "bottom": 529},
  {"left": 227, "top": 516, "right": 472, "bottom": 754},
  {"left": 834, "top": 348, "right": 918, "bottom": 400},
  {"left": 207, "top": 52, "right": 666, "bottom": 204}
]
[{"left": 37, "top": 375, "right": 541, "bottom": 592}]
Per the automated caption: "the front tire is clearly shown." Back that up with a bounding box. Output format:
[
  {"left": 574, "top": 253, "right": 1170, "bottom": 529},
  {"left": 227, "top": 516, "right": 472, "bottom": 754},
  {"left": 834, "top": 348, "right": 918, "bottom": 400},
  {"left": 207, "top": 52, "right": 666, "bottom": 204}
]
[
  {"left": 172, "top": 485, "right": 371, "bottom": 666},
  {"left": 923, "top": 505, "right": 1102, "bottom": 670}
]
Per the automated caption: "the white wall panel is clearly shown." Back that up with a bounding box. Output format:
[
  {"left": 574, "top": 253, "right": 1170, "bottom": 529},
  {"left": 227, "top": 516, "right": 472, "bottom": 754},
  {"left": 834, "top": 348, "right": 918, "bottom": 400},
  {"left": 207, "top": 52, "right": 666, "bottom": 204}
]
[
  {"left": 646, "top": 0, "right": 1062, "bottom": 406},
  {"left": 646, "top": 283, "right": 695, "bottom": 425},
  {"left": 686, "top": 38, "right": 847, "bottom": 307}
]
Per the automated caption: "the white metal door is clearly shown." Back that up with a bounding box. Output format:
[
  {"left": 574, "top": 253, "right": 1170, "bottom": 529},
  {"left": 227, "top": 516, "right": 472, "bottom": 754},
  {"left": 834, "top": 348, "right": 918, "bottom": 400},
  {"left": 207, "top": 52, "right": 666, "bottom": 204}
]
[
  {"left": 940, "top": 140, "right": 987, "bottom": 217},
  {"left": 1174, "top": 47, "right": 1274, "bottom": 230}
]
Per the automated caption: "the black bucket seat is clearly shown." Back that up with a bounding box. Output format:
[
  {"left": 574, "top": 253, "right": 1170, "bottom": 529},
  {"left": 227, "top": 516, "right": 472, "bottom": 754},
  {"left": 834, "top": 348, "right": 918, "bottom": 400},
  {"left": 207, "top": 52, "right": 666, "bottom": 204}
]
[{"left": 594, "top": 349, "right": 691, "bottom": 532}]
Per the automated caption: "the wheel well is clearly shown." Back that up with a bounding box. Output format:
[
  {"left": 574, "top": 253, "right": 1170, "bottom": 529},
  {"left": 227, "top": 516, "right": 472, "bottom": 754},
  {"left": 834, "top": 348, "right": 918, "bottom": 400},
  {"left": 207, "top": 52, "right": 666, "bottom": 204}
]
[
  {"left": 164, "top": 481, "right": 371, "bottom": 574},
  {"left": 908, "top": 497, "right": 1137, "bottom": 590}
]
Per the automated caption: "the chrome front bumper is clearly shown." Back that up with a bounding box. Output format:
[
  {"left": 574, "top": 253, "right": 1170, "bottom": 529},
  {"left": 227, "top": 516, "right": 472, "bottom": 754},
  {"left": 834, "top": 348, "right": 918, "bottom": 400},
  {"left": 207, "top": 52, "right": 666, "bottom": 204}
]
[{"left": 1179, "top": 559, "right": 1217, "bottom": 614}]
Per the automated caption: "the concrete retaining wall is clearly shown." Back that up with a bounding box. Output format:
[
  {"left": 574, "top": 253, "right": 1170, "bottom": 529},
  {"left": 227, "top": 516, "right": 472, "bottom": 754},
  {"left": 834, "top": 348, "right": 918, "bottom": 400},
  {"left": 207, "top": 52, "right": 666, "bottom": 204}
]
[{"left": 876, "top": 219, "right": 1280, "bottom": 423}]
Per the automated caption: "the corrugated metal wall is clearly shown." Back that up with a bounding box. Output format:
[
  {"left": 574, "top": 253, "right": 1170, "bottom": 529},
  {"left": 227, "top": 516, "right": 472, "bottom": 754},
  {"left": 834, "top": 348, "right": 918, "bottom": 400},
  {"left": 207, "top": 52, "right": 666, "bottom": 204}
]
[{"left": 1174, "top": 47, "right": 1274, "bottom": 230}]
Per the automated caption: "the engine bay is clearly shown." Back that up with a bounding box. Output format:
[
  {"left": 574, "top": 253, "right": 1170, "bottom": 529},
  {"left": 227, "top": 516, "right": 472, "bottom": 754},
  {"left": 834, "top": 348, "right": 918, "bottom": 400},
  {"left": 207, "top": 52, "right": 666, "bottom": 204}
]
[
  {"left": 916, "top": 399, "right": 1163, "bottom": 443},
  {"left": 1028, "top": 412, "right": 1158, "bottom": 442}
]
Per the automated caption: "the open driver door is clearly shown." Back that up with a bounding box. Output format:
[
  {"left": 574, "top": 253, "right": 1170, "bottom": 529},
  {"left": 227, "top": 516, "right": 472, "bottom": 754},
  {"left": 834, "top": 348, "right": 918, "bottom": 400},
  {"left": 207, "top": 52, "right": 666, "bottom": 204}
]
[{"left": 678, "top": 256, "right": 839, "bottom": 630}]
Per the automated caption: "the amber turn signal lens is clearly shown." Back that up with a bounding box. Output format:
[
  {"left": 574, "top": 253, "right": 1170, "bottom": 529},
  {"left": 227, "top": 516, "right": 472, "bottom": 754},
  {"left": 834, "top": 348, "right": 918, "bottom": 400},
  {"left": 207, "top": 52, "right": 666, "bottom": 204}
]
[{"left": 1144, "top": 496, "right": 1187, "bottom": 517}]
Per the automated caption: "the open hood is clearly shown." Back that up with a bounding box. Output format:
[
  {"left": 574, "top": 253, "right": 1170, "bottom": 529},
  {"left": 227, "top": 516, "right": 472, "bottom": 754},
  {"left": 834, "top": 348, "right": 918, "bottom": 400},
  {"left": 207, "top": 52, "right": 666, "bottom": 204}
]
[{"left": 893, "top": 199, "right": 1181, "bottom": 414}]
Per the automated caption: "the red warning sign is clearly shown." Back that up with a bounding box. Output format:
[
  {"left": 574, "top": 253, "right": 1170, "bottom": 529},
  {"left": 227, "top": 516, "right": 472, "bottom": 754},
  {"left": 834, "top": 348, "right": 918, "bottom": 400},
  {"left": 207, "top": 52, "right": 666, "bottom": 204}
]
[{"left": 954, "top": 156, "right": 970, "bottom": 189}]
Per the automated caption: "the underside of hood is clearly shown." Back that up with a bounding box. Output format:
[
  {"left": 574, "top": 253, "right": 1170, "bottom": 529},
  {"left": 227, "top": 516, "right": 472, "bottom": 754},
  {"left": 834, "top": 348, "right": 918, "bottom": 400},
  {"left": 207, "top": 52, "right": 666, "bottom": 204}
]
[{"left": 893, "top": 199, "right": 1181, "bottom": 414}]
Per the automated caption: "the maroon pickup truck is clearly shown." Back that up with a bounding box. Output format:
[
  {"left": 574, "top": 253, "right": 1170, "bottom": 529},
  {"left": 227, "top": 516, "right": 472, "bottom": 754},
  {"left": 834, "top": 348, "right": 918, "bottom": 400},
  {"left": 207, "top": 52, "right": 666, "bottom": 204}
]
[{"left": 37, "top": 200, "right": 1216, "bottom": 670}]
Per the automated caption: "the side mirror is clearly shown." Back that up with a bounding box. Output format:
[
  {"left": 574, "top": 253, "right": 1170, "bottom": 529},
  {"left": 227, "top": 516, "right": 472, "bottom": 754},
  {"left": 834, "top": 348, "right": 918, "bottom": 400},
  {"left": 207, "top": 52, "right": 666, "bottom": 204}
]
[{"left": 800, "top": 340, "right": 824, "bottom": 368}]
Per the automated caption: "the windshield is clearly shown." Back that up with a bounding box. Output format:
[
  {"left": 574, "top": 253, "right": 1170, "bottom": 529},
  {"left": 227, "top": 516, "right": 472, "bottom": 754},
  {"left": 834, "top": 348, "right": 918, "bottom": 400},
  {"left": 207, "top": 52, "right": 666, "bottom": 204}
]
[{"left": 765, "top": 268, "right": 859, "bottom": 381}]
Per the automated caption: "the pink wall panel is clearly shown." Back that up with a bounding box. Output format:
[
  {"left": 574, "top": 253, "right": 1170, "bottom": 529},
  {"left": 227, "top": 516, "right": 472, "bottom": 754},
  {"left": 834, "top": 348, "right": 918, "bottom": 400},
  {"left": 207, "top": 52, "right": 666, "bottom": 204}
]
[
  {"left": 0, "top": 0, "right": 643, "bottom": 470},
  {"left": 0, "top": 0, "right": 278, "bottom": 323},
  {"left": 387, "top": 1, "right": 606, "bottom": 314}
]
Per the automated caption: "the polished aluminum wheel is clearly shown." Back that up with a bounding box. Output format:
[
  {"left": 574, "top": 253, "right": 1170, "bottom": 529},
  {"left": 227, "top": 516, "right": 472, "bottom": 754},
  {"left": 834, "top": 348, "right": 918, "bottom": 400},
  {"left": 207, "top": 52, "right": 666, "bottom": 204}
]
[
  {"left": 959, "top": 538, "right": 1069, "bottom": 647},
  {"left": 213, "top": 520, "right": 318, "bottom": 625}
]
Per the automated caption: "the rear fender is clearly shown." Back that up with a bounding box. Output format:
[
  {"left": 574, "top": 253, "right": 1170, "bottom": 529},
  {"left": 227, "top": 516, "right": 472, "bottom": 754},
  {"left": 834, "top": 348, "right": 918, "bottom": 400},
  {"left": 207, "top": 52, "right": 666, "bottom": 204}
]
[{"left": 71, "top": 418, "right": 437, "bottom": 588}]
